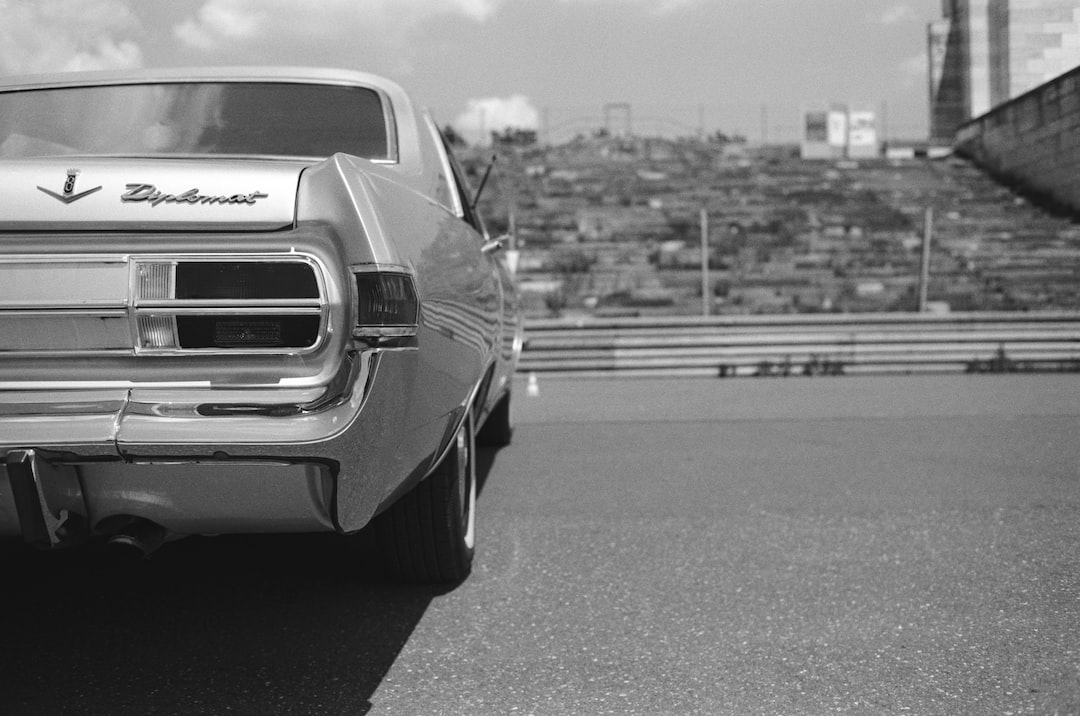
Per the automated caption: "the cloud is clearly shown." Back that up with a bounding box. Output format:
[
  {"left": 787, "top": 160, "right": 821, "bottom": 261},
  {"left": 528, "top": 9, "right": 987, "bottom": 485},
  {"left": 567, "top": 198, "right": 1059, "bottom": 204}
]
[
  {"left": 169, "top": 0, "right": 508, "bottom": 77},
  {"left": 638, "top": 0, "right": 705, "bottom": 14},
  {"left": 879, "top": 3, "right": 918, "bottom": 25},
  {"left": 451, "top": 0, "right": 504, "bottom": 21},
  {"left": 174, "top": 1, "right": 265, "bottom": 51},
  {"left": 0, "top": 0, "right": 144, "bottom": 75},
  {"left": 174, "top": 0, "right": 504, "bottom": 53},
  {"left": 454, "top": 95, "right": 540, "bottom": 143},
  {"left": 556, "top": 0, "right": 706, "bottom": 16}
]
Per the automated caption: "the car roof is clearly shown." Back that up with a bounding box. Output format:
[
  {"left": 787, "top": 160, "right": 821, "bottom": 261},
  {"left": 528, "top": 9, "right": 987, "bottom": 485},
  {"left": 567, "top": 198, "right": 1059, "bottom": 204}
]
[{"left": 0, "top": 66, "right": 406, "bottom": 95}]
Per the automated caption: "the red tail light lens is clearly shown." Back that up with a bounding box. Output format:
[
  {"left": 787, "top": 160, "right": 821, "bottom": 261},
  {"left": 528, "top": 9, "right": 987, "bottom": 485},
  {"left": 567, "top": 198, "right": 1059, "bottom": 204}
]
[
  {"left": 176, "top": 315, "right": 320, "bottom": 348},
  {"left": 175, "top": 262, "right": 318, "bottom": 300},
  {"left": 354, "top": 272, "right": 419, "bottom": 338}
]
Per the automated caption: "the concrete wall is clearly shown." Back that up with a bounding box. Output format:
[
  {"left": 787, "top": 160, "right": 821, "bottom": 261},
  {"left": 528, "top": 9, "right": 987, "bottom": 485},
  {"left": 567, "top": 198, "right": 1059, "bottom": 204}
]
[{"left": 955, "top": 65, "right": 1080, "bottom": 216}]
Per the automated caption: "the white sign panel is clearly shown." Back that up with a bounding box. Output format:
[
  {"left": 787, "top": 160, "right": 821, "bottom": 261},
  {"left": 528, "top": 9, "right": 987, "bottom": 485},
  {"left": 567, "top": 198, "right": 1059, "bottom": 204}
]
[
  {"left": 848, "top": 111, "right": 877, "bottom": 147},
  {"left": 827, "top": 111, "right": 848, "bottom": 147}
]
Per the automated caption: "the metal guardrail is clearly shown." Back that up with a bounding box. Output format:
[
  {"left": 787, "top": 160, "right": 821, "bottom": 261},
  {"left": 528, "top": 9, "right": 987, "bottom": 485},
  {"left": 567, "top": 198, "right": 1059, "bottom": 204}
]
[{"left": 519, "top": 312, "right": 1080, "bottom": 376}]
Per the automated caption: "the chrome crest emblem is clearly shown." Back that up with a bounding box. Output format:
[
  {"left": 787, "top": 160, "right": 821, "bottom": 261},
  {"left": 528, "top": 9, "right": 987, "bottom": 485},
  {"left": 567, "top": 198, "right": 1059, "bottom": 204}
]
[{"left": 37, "top": 169, "right": 103, "bottom": 204}]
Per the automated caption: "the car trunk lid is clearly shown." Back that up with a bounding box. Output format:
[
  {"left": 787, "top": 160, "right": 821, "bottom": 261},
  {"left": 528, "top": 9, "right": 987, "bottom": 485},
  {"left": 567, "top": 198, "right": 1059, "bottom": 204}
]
[{"left": 0, "top": 157, "right": 304, "bottom": 232}]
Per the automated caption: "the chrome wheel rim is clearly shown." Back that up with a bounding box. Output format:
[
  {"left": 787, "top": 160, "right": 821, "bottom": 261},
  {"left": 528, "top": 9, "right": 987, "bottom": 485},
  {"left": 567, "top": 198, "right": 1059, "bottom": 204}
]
[{"left": 457, "top": 422, "right": 476, "bottom": 550}]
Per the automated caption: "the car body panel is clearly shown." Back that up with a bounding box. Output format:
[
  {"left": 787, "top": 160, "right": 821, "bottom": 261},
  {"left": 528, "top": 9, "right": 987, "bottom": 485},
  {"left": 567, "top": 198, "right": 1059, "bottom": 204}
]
[{"left": 0, "top": 67, "right": 521, "bottom": 546}]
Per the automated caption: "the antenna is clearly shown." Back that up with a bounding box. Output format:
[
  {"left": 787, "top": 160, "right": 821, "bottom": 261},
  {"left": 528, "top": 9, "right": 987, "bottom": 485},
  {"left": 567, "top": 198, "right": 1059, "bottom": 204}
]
[{"left": 471, "top": 154, "right": 497, "bottom": 213}]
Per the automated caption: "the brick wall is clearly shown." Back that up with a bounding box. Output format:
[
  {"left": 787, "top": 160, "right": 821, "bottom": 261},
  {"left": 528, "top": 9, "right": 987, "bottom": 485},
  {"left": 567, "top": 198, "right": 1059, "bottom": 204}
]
[{"left": 955, "top": 65, "right": 1080, "bottom": 216}]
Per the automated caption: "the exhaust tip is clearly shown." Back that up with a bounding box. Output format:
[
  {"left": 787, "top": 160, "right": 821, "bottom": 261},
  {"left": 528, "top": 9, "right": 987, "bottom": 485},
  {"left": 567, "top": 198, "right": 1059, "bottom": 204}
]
[{"left": 105, "top": 518, "right": 168, "bottom": 559}]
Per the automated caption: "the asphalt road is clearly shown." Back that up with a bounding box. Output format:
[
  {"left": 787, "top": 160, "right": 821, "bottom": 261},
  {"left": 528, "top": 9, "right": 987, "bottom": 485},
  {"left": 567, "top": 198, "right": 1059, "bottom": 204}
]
[{"left": 2, "top": 373, "right": 1079, "bottom": 715}]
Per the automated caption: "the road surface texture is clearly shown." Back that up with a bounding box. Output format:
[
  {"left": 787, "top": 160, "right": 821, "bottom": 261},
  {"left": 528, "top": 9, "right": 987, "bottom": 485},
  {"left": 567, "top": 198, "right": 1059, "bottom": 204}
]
[{"left": 1, "top": 374, "right": 1078, "bottom": 715}]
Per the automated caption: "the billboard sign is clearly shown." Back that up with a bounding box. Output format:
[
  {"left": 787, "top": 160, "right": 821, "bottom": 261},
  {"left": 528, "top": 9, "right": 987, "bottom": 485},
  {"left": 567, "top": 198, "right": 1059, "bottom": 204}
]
[
  {"left": 848, "top": 111, "right": 877, "bottom": 147},
  {"left": 827, "top": 110, "right": 848, "bottom": 147},
  {"left": 805, "top": 111, "right": 829, "bottom": 142}
]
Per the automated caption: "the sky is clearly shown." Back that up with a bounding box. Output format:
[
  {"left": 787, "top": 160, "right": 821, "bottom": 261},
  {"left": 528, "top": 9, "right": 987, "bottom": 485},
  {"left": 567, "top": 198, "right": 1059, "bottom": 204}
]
[{"left": 0, "top": 0, "right": 943, "bottom": 144}]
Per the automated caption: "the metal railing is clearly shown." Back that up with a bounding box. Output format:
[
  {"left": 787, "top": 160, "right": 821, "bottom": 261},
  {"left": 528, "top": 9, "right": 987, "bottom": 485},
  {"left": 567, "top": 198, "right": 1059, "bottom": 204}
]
[{"left": 519, "top": 312, "right": 1080, "bottom": 377}]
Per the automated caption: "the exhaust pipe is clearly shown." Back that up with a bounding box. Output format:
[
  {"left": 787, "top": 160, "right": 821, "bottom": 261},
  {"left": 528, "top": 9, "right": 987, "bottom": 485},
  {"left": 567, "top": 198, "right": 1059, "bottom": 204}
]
[{"left": 106, "top": 518, "right": 169, "bottom": 558}]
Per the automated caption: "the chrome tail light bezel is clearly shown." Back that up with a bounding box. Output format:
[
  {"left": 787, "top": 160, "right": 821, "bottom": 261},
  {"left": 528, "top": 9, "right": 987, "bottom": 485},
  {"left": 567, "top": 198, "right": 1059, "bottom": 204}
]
[{"left": 131, "top": 254, "right": 330, "bottom": 355}]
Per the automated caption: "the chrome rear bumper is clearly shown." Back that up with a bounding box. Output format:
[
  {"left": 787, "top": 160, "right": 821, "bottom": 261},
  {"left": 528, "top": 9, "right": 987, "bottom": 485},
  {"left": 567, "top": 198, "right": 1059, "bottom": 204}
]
[
  {"left": 1, "top": 450, "right": 334, "bottom": 546},
  {"left": 0, "top": 350, "right": 449, "bottom": 547}
]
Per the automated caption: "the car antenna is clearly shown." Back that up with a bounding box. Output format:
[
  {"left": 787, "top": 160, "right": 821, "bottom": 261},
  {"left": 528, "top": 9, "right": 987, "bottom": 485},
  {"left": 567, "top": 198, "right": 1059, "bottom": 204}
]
[{"left": 470, "top": 154, "right": 497, "bottom": 213}]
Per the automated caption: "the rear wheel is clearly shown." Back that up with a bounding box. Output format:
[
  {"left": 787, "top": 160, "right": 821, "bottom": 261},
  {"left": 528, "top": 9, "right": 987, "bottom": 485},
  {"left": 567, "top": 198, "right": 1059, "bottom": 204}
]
[{"left": 375, "top": 412, "right": 476, "bottom": 583}]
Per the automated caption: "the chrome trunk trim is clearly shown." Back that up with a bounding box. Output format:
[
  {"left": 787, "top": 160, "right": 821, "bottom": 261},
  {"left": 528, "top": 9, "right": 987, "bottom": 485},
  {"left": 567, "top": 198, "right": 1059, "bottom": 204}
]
[{"left": 0, "top": 253, "right": 331, "bottom": 356}]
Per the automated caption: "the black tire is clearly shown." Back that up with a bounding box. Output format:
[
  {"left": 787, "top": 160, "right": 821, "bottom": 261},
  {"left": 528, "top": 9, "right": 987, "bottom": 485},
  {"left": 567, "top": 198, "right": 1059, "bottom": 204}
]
[
  {"left": 375, "top": 412, "right": 476, "bottom": 583},
  {"left": 476, "top": 390, "right": 513, "bottom": 447}
]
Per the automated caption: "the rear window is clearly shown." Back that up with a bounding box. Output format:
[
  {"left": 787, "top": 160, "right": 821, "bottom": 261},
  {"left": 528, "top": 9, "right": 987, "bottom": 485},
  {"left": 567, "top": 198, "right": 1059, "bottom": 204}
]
[{"left": 0, "top": 81, "right": 392, "bottom": 160}]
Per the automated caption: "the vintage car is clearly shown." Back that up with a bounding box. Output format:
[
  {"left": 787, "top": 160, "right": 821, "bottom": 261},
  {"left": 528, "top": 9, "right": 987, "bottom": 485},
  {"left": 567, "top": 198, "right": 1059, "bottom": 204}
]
[{"left": 0, "top": 67, "right": 521, "bottom": 583}]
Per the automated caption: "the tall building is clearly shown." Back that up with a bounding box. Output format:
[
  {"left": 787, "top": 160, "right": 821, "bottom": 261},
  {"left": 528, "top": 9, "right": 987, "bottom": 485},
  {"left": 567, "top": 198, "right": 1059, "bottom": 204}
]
[
  {"left": 928, "top": 13, "right": 968, "bottom": 140},
  {"left": 1004, "top": 0, "right": 1080, "bottom": 97},
  {"left": 929, "top": 0, "right": 1080, "bottom": 141}
]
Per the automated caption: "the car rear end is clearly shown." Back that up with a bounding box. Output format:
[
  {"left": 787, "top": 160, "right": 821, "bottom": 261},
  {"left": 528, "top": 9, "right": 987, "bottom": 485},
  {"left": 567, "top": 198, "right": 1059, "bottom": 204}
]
[
  {"left": 1, "top": 157, "right": 372, "bottom": 547},
  {"left": 0, "top": 70, "right": 439, "bottom": 552}
]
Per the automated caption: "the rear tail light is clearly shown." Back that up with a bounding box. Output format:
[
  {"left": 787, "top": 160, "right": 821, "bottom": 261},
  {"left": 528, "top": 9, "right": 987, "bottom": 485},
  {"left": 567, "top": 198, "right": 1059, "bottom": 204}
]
[
  {"left": 133, "top": 258, "right": 324, "bottom": 353},
  {"left": 175, "top": 262, "right": 318, "bottom": 300},
  {"left": 353, "top": 271, "right": 419, "bottom": 339},
  {"left": 177, "top": 315, "right": 320, "bottom": 348},
  {"left": 137, "top": 314, "right": 178, "bottom": 349},
  {"left": 137, "top": 263, "right": 174, "bottom": 300}
]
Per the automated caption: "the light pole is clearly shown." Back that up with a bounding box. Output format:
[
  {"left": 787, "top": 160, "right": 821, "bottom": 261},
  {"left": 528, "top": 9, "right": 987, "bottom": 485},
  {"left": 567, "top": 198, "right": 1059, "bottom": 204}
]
[
  {"left": 918, "top": 207, "right": 933, "bottom": 312},
  {"left": 701, "top": 208, "right": 710, "bottom": 316}
]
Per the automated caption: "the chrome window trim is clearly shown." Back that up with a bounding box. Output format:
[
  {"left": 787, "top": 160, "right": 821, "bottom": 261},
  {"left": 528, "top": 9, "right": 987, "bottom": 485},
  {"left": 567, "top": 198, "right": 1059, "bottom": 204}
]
[
  {"left": 422, "top": 114, "right": 464, "bottom": 218},
  {"left": 349, "top": 263, "right": 412, "bottom": 274},
  {"left": 378, "top": 89, "right": 400, "bottom": 165}
]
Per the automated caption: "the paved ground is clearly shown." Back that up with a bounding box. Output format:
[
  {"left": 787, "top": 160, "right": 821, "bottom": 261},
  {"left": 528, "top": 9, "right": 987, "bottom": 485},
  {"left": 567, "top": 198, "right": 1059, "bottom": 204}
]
[{"left": 2, "top": 374, "right": 1079, "bottom": 715}]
